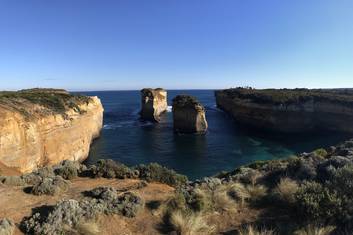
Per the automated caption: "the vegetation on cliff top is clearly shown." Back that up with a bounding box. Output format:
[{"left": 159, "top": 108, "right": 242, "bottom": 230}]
[
  {"left": 0, "top": 88, "right": 92, "bottom": 117},
  {"left": 217, "top": 87, "right": 353, "bottom": 106},
  {"left": 172, "top": 95, "right": 204, "bottom": 110}
]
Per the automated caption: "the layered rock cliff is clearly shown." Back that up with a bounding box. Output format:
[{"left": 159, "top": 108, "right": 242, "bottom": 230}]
[
  {"left": 172, "top": 95, "right": 208, "bottom": 134},
  {"left": 140, "top": 88, "right": 168, "bottom": 122},
  {"left": 0, "top": 89, "right": 103, "bottom": 173},
  {"left": 215, "top": 88, "right": 353, "bottom": 133}
]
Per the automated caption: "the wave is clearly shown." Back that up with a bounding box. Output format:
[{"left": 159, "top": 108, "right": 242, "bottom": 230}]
[{"left": 103, "top": 120, "right": 154, "bottom": 130}]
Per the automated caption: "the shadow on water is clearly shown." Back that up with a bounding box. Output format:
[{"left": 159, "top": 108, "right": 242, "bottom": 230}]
[{"left": 81, "top": 90, "right": 353, "bottom": 180}]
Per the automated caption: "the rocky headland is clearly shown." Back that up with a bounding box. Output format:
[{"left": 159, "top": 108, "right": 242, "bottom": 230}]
[
  {"left": 140, "top": 88, "right": 168, "bottom": 122},
  {"left": 215, "top": 87, "right": 353, "bottom": 133},
  {"left": 172, "top": 95, "right": 208, "bottom": 134},
  {"left": 0, "top": 89, "right": 103, "bottom": 173}
]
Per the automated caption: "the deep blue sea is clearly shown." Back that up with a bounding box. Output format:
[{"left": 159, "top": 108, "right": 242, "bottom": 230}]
[{"left": 79, "top": 90, "right": 352, "bottom": 180}]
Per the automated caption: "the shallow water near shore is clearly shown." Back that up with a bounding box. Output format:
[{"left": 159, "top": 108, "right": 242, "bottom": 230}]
[{"left": 78, "top": 90, "right": 352, "bottom": 180}]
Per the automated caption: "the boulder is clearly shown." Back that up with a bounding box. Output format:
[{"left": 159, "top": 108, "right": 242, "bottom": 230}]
[
  {"left": 140, "top": 88, "right": 168, "bottom": 122},
  {"left": 172, "top": 95, "right": 208, "bottom": 134}
]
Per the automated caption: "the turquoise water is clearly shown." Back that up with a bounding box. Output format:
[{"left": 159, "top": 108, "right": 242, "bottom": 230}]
[{"left": 79, "top": 90, "right": 352, "bottom": 180}]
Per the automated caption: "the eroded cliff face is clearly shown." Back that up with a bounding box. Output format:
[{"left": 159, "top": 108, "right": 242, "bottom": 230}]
[
  {"left": 215, "top": 88, "right": 353, "bottom": 133},
  {"left": 172, "top": 95, "right": 208, "bottom": 134},
  {"left": 0, "top": 91, "right": 103, "bottom": 173},
  {"left": 140, "top": 88, "right": 168, "bottom": 122}
]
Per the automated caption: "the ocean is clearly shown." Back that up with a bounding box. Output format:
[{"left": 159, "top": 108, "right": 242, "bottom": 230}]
[{"left": 79, "top": 90, "right": 351, "bottom": 180}]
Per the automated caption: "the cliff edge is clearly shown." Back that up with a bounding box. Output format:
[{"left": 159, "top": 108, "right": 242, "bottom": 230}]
[
  {"left": 0, "top": 88, "right": 104, "bottom": 173},
  {"left": 215, "top": 88, "right": 353, "bottom": 133}
]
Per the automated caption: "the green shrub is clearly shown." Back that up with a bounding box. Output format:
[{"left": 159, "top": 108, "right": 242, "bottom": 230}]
[
  {"left": 55, "top": 162, "right": 79, "bottom": 180},
  {"left": 313, "top": 148, "right": 328, "bottom": 158},
  {"left": 135, "top": 163, "right": 188, "bottom": 187},
  {"left": 93, "top": 159, "right": 135, "bottom": 179},
  {"left": 295, "top": 181, "right": 342, "bottom": 224},
  {"left": 164, "top": 192, "right": 188, "bottom": 214},
  {"left": 328, "top": 164, "right": 353, "bottom": 197},
  {"left": 31, "top": 176, "right": 70, "bottom": 196},
  {"left": 326, "top": 164, "right": 353, "bottom": 225}
]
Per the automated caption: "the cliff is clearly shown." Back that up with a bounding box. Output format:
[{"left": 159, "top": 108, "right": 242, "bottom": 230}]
[
  {"left": 172, "top": 95, "right": 208, "bottom": 134},
  {"left": 140, "top": 88, "right": 168, "bottom": 122},
  {"left": 215, "top": 88, "right": 353, "bottom": 133},
  {"left": 0, "top": 89, "right": 104, "bottom": 173}
]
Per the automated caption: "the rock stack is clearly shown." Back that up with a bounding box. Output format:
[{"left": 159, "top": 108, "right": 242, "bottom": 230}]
[
  {"left": 172, "top": 95, "right": 208, "bottom": 134},
  {"left": 140, "top": 88, "right": 168, "bottom": 122}
]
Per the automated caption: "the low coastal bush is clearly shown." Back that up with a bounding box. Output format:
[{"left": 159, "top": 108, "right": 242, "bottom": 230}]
[
  {"left": 136, "top": 163, "right": 188, "bottom": 187},
  {"left": 54, "top": 160, "right": 83, "bottom": 180},
  {"left": 31, "top": 175, "right": 70, "bottom": 196},
  {"left": 22, "top": 188, "right": 144, "bottom": 234},
  {"left": 172, "top": 95, "right": 201, "bottom": 109},
  {"left": 92, "top": 159, "right": 136, "bottom": 179},
  {"left": 313, "top": 148, "right": 328, "bottom": 158},
  {"left": 295, "top": 181, "right": 342, "bottom": 224}
]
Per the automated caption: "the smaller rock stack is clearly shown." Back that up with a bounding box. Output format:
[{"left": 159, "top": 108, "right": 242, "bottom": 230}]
[
  {"left": 172, "top": 95, "right": 208, "bottom": 134},
  {"left": 140, "top": 88, "right": 168, "bottom": 122}
]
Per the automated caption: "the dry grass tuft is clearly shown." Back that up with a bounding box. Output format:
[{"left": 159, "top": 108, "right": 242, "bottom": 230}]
[
  {"left": 170, "top": 210, "right": 215, "bottom": 235},
  {"left": 228, "top": 183, "right": 267, "bottom": 205},
  {"left": 75, "top": 221, "right": 101, "bottom": 235},
  {"left": 247, "top": 185, "right": 267, "bottom": 200},
  {"left": 212, "top": 186, "right": 238, "bottom": 212},
  {"left": 274, "top": 178, "right": 299, "bottom": 203},
  {"left": 238, "top": 225, "right": 276, "bottom": 235},
  {"left": 294, "top": 225, "right": 335, "bottom": 235}
]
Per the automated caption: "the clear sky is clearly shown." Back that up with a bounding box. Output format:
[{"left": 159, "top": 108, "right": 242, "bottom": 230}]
[{"left": 0, "top": 0, "right": 352, "bottom": 91}]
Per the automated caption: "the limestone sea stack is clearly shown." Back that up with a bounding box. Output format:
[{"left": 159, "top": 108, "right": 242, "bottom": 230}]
[
  {"left": 140, "top": 88, "right": 168, "bottom": 122},
  {"left": 215, "top": 87, "right": 353, "bottom": 133},
  {"left": 172, "top": 95, "right": 208, "bottom": 134},
  {"left": 0, "top": 88, "right": 104, "bottom": 173}
]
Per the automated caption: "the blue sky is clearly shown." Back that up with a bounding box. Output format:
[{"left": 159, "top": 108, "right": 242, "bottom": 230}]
[{"left": 0, "top": 0, "right": 352, "bottom": 91}]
